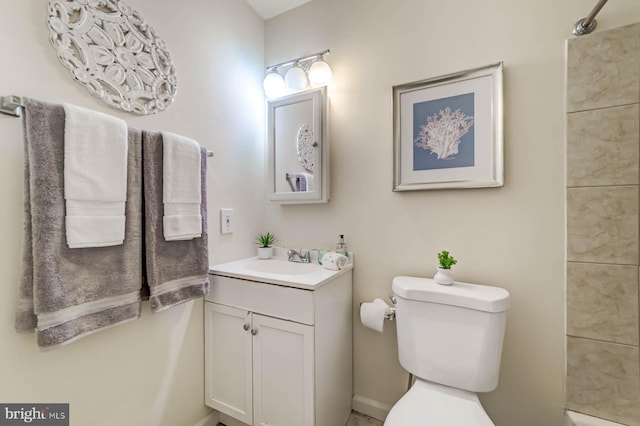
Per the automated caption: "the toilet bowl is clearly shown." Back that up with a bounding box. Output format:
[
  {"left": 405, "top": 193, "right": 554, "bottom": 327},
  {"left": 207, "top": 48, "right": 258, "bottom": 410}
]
[
  {"left": 384, "top": 379, "right": 494, "bottom": 426},
  {"left": 382, "top": 276, "right": 510, "bottom": 426}
]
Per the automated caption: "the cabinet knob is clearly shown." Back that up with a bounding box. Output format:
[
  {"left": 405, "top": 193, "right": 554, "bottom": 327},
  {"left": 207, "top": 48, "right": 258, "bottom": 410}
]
[
  {"left": 251, "top": 329, "right": 258, "bottom": 336},
  {"left": 243, "top": 324, "right": 250, "bottom": 331}
]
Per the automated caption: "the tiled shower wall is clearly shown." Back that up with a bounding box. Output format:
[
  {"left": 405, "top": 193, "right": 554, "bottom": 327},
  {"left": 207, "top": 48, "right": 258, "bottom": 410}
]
[{"left": 566, "top": 23, "right": 640, "bottom": 425}]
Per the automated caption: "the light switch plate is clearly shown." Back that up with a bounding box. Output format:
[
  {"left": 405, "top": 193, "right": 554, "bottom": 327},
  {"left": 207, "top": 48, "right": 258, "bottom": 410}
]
[{"left": 220, "top": 208, "right": 233, "bottom": 234}]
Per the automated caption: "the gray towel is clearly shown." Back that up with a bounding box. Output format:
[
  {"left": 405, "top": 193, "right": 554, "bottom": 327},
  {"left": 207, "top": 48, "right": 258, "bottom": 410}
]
[
  {"left": 142, "top": 131, "right": 209, "bottom": 313},
  {"left": 15, "top": 98, "right": 143, "bottom": 350}
]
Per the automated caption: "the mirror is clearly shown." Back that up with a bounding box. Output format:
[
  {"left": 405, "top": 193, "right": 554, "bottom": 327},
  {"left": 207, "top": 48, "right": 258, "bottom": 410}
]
[{"left": 267, "top": 87, "right": 329, "bottom": 204}]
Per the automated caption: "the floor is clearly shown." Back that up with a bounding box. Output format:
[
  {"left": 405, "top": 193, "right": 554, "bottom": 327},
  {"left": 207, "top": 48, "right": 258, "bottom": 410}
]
[
  {"left": 346, "top": 411, "right": 384, "bottom": 426},
  {"left": 217, "top": 411, "right": 383, "bottom": 426}
]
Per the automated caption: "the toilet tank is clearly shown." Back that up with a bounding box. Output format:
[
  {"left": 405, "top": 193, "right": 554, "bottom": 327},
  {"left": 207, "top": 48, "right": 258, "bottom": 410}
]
[{"left": 392, "top": 276, "right": 510, "bottom": 393}]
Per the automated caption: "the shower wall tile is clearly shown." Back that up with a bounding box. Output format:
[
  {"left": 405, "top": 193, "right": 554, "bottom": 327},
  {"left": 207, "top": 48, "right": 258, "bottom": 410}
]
[
  {"left": 567, "top": 337, "right": 640, "bottom": 426},
  {"left": 567, "top": 262, "right": 639, "bottom": 345},
  {"left": 567, "top": 104, "right": 640, "bottom": 187},
  {"left": 567, "top": 23, "right": 640, "bottom": 113},
  {"left": 567, "top": 186, "right": 639, "bottom": 265},
  {"left": 566, "top": 22, "right": 640, "bottom": 426}
]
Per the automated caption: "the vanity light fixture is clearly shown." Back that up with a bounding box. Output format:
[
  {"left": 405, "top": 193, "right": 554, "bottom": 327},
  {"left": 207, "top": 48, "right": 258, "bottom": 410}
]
[
  {"left": 263, "top": 49, "right": 332, "bottom": 98},
  {"left": 308, "top": 59, "right": 332, "bottom": 87},
  {"left": 263, "top": 71, "right": 285, "bottom": 98},
  {"left": 284, "top": 62, "right": 309, "bottom": 91}
]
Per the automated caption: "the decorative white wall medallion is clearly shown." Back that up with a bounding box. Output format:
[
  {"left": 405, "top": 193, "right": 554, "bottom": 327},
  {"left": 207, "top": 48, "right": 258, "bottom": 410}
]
[
  {"left": 296, "top": 124, "right": 314, "bottom": 172},
  {"left": 47, "top": 0, "right": 177, "bottom": 115}
]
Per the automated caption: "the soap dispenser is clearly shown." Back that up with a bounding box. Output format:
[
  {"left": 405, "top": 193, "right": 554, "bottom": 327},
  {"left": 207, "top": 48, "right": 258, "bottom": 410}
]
[{"left": 335, "top": 235, "right": 348, "bottom": 256}]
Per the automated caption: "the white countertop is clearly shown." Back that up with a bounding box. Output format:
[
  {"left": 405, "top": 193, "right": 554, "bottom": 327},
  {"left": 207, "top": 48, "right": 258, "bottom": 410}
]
[{"left": 209, "top": 256, "right": 352, "bottom": 290}]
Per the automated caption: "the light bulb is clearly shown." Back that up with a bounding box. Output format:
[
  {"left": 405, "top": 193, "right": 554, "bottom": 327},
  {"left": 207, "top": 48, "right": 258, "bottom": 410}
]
[
  {"left": 263, "top": 71, "right": 285, "bottom": 98},
  {"left": 308, "top": 60, "right": 332, "bottom": 87},
  {"left": 284, "top": 65, "right": 309, "bottom": 91}
]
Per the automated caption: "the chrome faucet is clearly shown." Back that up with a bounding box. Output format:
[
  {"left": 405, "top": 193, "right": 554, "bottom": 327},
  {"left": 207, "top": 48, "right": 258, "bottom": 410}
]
[{"left": 287, "top": 249, "right": 311, "bottom": 263}]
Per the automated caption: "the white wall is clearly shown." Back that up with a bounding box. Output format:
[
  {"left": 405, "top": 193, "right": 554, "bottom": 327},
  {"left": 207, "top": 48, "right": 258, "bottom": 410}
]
[
  {"left": 264, "top": 1, "right": 640, "bottom": 425},
  {"left": 0, "top": 1, "right": 264, "bottom": 425}
]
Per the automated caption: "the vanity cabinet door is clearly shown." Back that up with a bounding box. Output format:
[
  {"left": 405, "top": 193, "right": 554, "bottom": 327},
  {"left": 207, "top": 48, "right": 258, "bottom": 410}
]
[
  {"left": 204, "top": 302, "right": 253, "bottom": 424},
  {"left": 252, "top": 313, "right": 314, "bottom": 426}
]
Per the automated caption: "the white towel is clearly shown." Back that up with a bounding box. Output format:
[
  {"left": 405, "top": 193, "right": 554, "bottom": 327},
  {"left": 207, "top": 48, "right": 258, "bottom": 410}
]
[
  {"left": 300, "top": 172, "right": 314, "bottom": 191},
  {"left": 321, "top": 252, "right": 349, "bottom": 270},
  {"left": 161, "top": 131, "right": 202, "bottom": 241},
  {"left": 295, "top": 174, "right": 306, "bottom": 192},
  {"left": 63, "top": 103, "right": 128, "bottom": 248}
]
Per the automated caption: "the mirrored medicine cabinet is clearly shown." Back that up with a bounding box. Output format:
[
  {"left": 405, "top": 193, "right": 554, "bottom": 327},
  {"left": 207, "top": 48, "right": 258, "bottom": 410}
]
[{"left": 267, "top": 87, "right": 329, "bottom": 204}]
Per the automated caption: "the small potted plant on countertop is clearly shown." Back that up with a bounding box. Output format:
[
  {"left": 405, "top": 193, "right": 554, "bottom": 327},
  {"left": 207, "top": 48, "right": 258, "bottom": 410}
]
[
  {"left": 256, "top": 232, "right": 277, "bottom": 259},
  {"left": 434, "top": 250, "right": 457, "bottom": 285}
]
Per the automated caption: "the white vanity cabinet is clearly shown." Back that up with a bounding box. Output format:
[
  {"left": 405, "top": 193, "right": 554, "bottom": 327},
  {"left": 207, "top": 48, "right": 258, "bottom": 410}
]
[
  {"left": 205, "top": 260, "right": 352, "bottom": 426},
  {"left": 205, "top": 302, "right": 314, "bottom": 426}
]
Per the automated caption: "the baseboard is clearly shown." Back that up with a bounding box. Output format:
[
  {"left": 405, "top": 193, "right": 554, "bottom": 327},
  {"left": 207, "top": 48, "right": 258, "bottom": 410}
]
[
  {"left": 352, "top": 394, "right": 392, "bottom": 422},
  {"left": 218, "top": 413, "right": 250, "bottom": 426},
  {"left": 198, "top": 397, "right": 390, "bottom": 425},
  {"left": 193, "top": 409, "right": 220, "bottom": 426}
]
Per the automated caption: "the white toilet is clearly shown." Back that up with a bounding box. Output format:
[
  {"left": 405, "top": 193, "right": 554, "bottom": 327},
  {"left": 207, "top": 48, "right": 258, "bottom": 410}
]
[{"left": 384, "top": 276, "right": 510, "bottom": 425}]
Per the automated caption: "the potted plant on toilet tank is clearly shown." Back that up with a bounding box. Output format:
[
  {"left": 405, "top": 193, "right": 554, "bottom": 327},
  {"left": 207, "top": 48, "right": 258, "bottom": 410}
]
[
  {"left": 434, "top": 250, "right": 457, "bottom": 285},
  {"left": 256, "top": 232, "right": 277, "bottom": 259}
]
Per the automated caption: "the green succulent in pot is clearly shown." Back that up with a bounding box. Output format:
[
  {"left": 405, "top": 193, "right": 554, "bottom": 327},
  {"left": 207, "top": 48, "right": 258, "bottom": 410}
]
[
  {"left": 435, "top": 250, "right": 457, "bottom": 285},
  {"left": 437, "top": 250, "right": 457, "bottom": 269},
  {"left": 256, "top": 232, "right": 277, "bottom": 248}
]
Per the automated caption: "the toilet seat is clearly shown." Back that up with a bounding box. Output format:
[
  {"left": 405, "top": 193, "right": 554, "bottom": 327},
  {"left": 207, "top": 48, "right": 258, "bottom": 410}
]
[{"left": 384, "top": 379, "right": 495, "bottom": 426}]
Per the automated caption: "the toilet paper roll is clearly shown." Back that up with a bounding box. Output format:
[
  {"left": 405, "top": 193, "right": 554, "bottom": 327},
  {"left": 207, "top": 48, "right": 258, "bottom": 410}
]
[{"left": 360, "top": 298, "right": 389, "bottom": 333}]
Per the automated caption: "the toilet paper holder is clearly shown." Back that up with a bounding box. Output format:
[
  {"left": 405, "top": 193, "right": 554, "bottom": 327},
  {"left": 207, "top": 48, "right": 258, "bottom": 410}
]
[
  {"left": 359, "top": 296, "right": 396, "bottom": 321},
  {"left": 386, "top": 295, "right": 397, "bottom": 320},
  {"left": 385, "top": 306, "right": 396, "bottom": 321}
]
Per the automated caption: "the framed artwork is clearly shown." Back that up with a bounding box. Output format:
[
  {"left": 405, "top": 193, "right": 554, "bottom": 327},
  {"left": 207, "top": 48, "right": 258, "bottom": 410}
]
[{"left": 393, "top": 62, "right": 503, "bottom": 191}]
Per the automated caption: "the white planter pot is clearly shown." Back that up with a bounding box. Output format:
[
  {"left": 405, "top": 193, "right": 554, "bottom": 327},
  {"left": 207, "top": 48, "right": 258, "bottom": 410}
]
[
  {"left": 257, "top": 246, "right": 274, "bottom": 259},
  {"left": 434, "top": 267, "right": 454, "bottom": 285}
]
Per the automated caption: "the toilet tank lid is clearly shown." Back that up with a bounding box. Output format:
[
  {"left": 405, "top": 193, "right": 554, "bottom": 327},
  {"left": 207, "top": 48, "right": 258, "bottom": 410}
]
[{"left": 392, "top": 276, "right": 510, "bottom": 313}]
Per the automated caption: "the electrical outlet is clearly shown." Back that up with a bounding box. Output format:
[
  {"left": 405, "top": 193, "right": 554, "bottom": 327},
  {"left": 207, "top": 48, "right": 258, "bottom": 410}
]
[{"left": 220, "top": 208, "right": 233, "bottom": 234}]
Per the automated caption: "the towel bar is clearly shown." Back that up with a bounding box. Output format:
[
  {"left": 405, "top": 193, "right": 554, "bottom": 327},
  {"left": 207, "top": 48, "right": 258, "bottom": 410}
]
[
  {"left": 0, "top": 95, "right": 24, "bottom": 117},
  {"left": 1, "top": 95, "right": 214, "bottom": 157}
]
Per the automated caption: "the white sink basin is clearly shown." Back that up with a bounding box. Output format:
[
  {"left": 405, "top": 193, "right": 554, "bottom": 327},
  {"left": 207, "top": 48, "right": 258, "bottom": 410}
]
[
  {"left": 209, "top": 256, "right": 351, "bottom": 290},
  {"left": 246, "top": 259, "right": 322, "bottom": 275}
]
